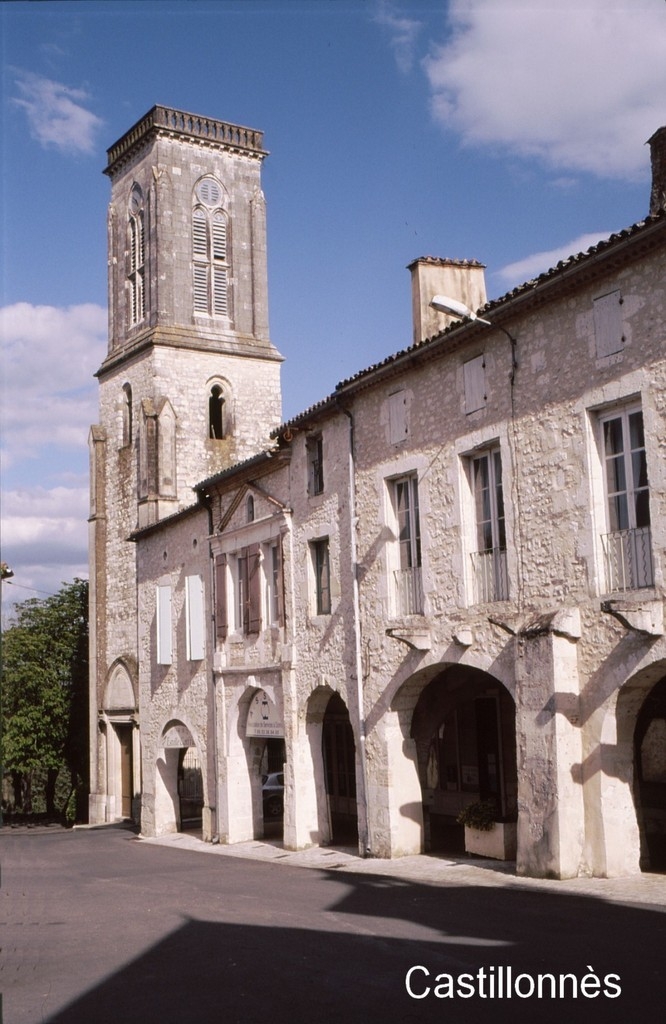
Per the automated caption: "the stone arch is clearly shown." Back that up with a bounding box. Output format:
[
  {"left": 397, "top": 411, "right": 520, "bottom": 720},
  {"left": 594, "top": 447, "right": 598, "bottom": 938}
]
[
  {"left": 221, "top": 681, "right": 283, "bottom": 844},
  {"left": 205, "top": 375, "right": 233, "bottom": 441},
  {"left": 597, "top": 659, "right": 666, "bottom": 875},
  {"left": 153, "top": 717, "right": 205, "bottom": 837},
  {"left": 99, "top": 661, "right": 139, "bottom": 823},
  {"left": 103, "top": 660, "right": 136, "bottom": 711},
  {"left": 300, "top": 686, "right": 358, "bottom": 848},
  {"left": 367, "top": 661, "right": 516, "bottom": 858}
]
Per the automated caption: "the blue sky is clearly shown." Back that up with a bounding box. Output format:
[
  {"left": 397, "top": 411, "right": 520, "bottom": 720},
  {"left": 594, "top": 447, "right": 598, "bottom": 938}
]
[{"left": 1, "top": 0, "right": 665, "bottom": 614}]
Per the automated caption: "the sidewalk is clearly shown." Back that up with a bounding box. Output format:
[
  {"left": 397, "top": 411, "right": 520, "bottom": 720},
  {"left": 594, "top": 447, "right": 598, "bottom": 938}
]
[{"left": 140, "top": 829, "right": 666, "bottom": 908}]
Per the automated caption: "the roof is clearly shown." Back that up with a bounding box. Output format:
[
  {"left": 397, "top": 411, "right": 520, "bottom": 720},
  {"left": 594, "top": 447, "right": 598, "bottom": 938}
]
[{"left": 272, "top": 211, "right": 666, "bottom": 435}]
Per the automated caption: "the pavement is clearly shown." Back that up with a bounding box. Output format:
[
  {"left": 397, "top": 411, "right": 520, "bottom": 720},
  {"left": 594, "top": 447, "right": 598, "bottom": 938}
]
[{"left": 136, "top": 825, "right": 666, "bottom": 908}]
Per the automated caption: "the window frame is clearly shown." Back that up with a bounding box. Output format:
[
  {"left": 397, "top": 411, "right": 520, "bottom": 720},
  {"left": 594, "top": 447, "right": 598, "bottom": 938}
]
[
  {"left": 468, "top": 446, "right": 509, "bottom": 603},
  {"left": 311, "top": 537, "right": 332, "bottom": 616},
  {"left": 598, "top": 402, "right": 653, "bottom": 591},
  {"left": 388, "top": 473, "right": 423, "bottom": 616},
  {"left": 192, "top": 189, "right": 230, "bottom": 319}
]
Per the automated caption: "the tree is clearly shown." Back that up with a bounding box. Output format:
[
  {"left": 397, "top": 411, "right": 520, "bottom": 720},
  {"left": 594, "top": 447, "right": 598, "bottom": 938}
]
[{"left": 1, "top": 579, "right": 88, "bottom": 820}]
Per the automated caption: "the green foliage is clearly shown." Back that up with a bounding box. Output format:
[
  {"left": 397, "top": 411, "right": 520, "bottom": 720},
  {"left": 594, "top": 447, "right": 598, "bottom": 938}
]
[
  {"left": 456, "top": 799, "right": 497, "bottom": 832},
  {"left": 1, "top": 579, "right": 89, "bottom": 819}
]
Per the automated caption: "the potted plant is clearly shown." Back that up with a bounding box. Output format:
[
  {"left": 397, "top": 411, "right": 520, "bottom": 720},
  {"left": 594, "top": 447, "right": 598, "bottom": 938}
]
[{"left": 457, "top": 800, "right": 517, "bottom": 860}]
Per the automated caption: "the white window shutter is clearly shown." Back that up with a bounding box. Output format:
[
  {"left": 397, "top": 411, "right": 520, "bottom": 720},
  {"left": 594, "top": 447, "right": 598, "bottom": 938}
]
[
  {"left": 156, "top": 584, "right": 173, "bottom": 665},
  {"left": 388, "top": 390, "right": 408, "bottom": 445},
  {"left": 464, "top": 354, "right": 486, "bottom": 413},
  {"left": 594, "top": 290, "right": 623, "bottom": 358},
  {"left": 186, "top": 575, "right": 205, "bottom": 661}
]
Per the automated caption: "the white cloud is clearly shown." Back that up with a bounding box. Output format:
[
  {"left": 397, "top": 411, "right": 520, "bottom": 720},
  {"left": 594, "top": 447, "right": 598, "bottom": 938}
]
[
  {"left": 12, "top": 70, "right": 104, "bottom": 155},
  {"left": 0, "top": 302, "right": 107, "bottom": 465},
  {"left": 374, "top": 1, "right": 423, "bottom": 73},
  {"left": 495, "top": 231, "right": 616, "bottom": 290},
  {"left": 0, "top": 485, "right": 89, "bottom": 619},
  {"left": 424, "top": 0, "right": 666, "bottom": 180}
]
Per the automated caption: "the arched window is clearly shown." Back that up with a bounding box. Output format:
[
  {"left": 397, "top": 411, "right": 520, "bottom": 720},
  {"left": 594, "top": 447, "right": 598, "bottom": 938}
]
[
  {"left": 246, "top": 495, "right": 255, "bottom": 523},
  {"left": 193, "top": 178, "right": 229, "bottom": 317},
  {"left": 128, "top": 185, "right": 145, "bottom": 325},
  {"left": 122, "top": 383, "right": 133, "bottom": 446},
  {"left": 209, "top": 384, "right": 226, "bottom": 440}
]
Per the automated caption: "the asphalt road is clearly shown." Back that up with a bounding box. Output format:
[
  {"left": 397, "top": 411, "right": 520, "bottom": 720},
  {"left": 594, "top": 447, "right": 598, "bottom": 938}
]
[{"left": 1, "top": 826, "right": 664, "bottom": 1024}]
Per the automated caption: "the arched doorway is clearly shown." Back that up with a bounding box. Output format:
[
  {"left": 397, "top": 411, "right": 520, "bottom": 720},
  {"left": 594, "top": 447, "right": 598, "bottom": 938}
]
[
  {"left": 411, "top": 666, "right": 517, "bottom": 854},
  {"left": 178, "top": 746, "right": 204, "bottom": 830},
  {"left": 155, "top": 721, "right": 204, "bottom": 836},
  {"left": 634, "top": 674, "right": 666, "bottom": 872},
  {"left": 323, "top": 693, "right": 358, "bottom": 845}
]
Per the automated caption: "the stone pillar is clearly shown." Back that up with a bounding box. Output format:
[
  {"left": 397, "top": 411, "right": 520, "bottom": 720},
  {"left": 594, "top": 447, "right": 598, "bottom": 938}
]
[
  {"left": 515, "top": 609, "right": 584, "bottom": 878},
  {"left": 366, "top": 713, "right": 423, "bottom": 858}
]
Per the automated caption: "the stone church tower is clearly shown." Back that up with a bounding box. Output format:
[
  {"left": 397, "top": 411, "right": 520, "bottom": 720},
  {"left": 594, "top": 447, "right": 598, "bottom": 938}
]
[{"left": 88, "top": 106, "right": 282, "bottom": 823}]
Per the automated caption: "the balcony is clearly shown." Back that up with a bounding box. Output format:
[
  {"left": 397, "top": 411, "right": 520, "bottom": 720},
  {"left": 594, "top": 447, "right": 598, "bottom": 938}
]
[
  {"left": 394, "top": 567, "right": 423, "bottom": 616},
  {"left": 602, "top": 526, "right": 654, "bottom": 592},
  {"left": 471, "top": 547, "right": 509, "bottom": 603}
]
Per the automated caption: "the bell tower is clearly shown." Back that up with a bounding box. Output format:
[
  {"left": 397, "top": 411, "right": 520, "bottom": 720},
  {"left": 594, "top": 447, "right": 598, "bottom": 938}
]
[{"left": 88, "top": 106, "right": 283, "bottom": 824}]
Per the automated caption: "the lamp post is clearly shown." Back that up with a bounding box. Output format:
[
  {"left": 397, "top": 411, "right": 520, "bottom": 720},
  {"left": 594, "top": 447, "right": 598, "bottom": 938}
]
[{"left": 0, "top": 563, "right": 14, "bottom": 826}]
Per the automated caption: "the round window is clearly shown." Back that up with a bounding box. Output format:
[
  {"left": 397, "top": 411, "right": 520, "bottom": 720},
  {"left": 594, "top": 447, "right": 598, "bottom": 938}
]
[{"left": 196, "top": 178, "right": 222, "bottom": 207}]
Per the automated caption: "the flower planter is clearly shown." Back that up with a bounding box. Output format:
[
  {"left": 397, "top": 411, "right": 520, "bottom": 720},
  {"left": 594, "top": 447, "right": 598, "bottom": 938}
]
[{"left": 464, "top": 821, "right": 517, "bottom": 860}]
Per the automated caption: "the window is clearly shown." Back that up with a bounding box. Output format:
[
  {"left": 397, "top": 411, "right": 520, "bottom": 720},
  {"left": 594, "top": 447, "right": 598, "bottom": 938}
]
[
  {"left": 391, "top": 475, "right": 422, "bottom": 615},
  {"left": 185, "top": 575, "right": 205, "bottom": 661},
  {"left": 156, "top": 583, "right": 173, "bottom": 665},
  {"left": 193, "top": 178, "right": 229, "bottom": 317},
  {"left": 470, "top": 449, "right": 508, "bottom": 602},
  {"left": 122, "top": 383, "right": 132, "bottom": 446},
  {"left": 600, "top": 405, "right": 653, "bottom": 590},
  {"left": 128, "top": 186, "right": 145, "bottom": 326},
  {"left": 208, "top": 384, "right": 226, "bottom": 440},
  {"left": 234, "top": 544, "right": 261, "bottom": 635},
  {"left": 311, "top": 538, "right": 331, "bottom": 615},
  {"left": 264, "top": 540, "right": 283, "bottom": 626},
  {"left": 307, "top": 434, "right": 324, "bottom": 496}
]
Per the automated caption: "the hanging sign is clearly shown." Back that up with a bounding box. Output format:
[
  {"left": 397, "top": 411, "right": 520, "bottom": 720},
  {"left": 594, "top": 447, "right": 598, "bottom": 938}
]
[{"left": 247, "top": 690, "right": 284, "bottom": 738}]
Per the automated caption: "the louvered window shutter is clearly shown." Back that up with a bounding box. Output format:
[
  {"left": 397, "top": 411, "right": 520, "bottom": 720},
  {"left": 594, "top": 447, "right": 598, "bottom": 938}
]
[
  {"left": 193, "top": 209, "right": 208, "bottom": 257},
  {"left": 193, "top": 265, "right": 208, "bottom": 312},
  {"left": 213, "top": 267, "right": 228, "bottom": 316},
  {"left": 247, "top": 543, "right": 262, "bottom": 634},
  {"left": 276, "top": 538, "right": 285, "bottom": 627},
  {"left": 212, "top": 213, "right": 227, "bottom": 260},
  {"left": 215, "top": 554, "right": 228, "bottom": 641}
]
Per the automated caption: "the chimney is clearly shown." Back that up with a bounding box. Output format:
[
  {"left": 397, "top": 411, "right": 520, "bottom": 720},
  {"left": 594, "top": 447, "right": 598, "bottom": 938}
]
[
  {"left": 648, "top": 127, "right": 666, "bottom": 217},
  {"left": 409, "top": 257, "right": 487, "bottom": 344}
]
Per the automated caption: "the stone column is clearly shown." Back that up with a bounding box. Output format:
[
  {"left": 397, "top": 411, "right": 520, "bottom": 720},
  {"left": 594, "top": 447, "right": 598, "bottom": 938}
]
[
  {"left": 515, "top": 608, "right": 584, "bottom": 878},
  {"left": 366, "top": 712, "right": 423, "bottom": 858}
]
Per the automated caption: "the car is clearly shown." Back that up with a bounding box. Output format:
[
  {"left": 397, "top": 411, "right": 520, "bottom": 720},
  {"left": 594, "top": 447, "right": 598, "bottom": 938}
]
[{"left": 262, "top": 772, "right": 284, "bottom": 818}]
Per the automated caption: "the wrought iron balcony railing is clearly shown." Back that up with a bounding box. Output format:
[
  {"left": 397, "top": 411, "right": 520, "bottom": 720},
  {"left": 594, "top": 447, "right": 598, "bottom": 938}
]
[
  {"left": 394, "top": 567, "right": 424, "bottom": 616},
  {"left": 602, "top": 526, "right": 654, "bottom": 592},
  {"left": 471, "top": 547, "right": 509, "bottom": 603}
]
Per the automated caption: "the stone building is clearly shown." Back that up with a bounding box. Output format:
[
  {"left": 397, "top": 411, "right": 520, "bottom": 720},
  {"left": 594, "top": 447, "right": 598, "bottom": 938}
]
[{"left": 90, "top": 109, "right": 666, "bottom": 879}]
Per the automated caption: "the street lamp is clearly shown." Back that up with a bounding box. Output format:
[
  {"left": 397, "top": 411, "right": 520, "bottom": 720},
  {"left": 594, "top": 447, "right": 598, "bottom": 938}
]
[{"left": 430, "top": 294, "right": 518, "bottom": 380}]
